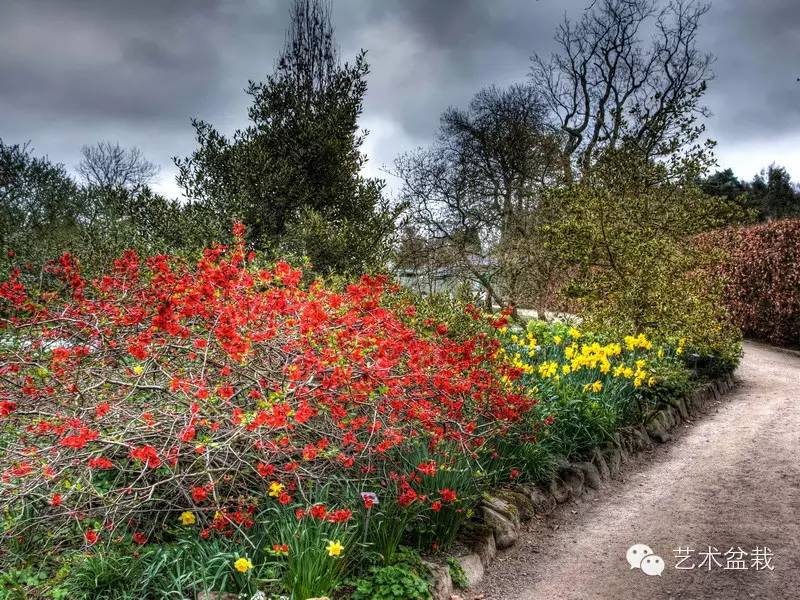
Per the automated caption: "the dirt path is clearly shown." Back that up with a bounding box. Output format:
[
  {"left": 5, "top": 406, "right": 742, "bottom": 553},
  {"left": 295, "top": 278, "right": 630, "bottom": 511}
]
[{"left": 474, "top": 341, "right": 800, "bottom": 600}]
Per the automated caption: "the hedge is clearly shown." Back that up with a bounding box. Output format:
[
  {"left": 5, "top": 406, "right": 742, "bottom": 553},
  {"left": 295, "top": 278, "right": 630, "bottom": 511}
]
[{"left": 697, "top": 219, "right": 800, "bottom": 347}]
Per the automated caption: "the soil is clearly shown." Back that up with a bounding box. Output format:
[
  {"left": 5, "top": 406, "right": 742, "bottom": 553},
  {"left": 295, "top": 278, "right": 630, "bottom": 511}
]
[{"left": 471, "top": 341, "right": 800, "bottom": 600}]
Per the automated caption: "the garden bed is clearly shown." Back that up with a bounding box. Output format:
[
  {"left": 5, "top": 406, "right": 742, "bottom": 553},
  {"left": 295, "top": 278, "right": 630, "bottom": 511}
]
[{"left": 0, "top": 235, "right": 740, "bottom": 600}]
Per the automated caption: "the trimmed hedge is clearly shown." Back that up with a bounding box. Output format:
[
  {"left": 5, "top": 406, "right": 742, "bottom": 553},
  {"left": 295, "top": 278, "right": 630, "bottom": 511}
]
[{"left": 697, "top": 219, "right": 800, "bottom": 347}]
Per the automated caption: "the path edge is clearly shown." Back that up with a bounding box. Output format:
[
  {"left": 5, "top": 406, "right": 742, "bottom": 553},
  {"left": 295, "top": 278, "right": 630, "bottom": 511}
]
[{"left": 426, "top": 372, "right": 738, "bottom": 599}]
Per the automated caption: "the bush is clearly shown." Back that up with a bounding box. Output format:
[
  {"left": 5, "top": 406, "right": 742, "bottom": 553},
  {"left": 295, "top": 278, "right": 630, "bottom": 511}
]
[
  {"left": 0, "top": 227, "right": 532, "bottom": 597},
  {"left": 697, "top": 219, "right": 800, "bottom": 347},
  {"left": 541, "top": 146, "right": 743, "bottom": 362}
]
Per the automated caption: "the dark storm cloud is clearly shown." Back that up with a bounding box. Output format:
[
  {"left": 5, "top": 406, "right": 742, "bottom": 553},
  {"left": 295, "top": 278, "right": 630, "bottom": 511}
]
[{"left": 1, "top": 0, "right": 798, "bottom": 197}]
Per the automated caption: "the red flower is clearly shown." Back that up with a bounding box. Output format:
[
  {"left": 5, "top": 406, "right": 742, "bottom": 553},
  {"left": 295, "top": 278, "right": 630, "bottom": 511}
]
[
  {"left": 509, "top": 468, "right": 521, "bottom": 479},
  {"left": 217, "top": 383, "right": 234, "bottom": 399},
  {"left": 294, "top": 508, "right": 306, "bottom": 520},
  {"left": 327, "top": 508, "right": 352, "bottom": 523},
  {"left": 301, "top": 444, "right": 317, "bottom": 461},
  {"left": 0, "top": 400, "right": 16, "bottom": 418},
  {"left": 398, "top": 488, "right": 418, "bottom": 507},
  {"left": 256, "top": 462, "right": 274, "bottom": 478},
  {"left": 277, "top": 491, "right": 291, "bottom": 505},
  {"left": 180, "top": 424, "right": 196, "bottom": 443},
  {"left": 84, "top": 529, "right": 99, "bottom": 545},
  {"left": 191, "top": 486, "right": 209, "bottom": 503},
  {"left": 95, "top": 402, "right": 110, "bottom": 418},
  {"left": 50, "top": 493, "right": 62, "bottom": 507},
  {"left": 440, "top": 488, "right": 457, "bottom": 503},
  {"left": 417, "top": 461, "right": 437, "bottom": 477},
  {"left": 9, "top": 462, "right": 33, "bottom": 477},
  {"left": 310, "top": 504, "right": 327, "bottom": 520},
  {"left": 232, "top": 222, "right": 246, "bottom": 238},
  {"left": 430, "top": 500, "right": 442, "bottom": 512},
  {"left": 130, "top": 445, "right": 161, "bottom": 469},
  {"left": 272, "top": 543, "right": 289, "bottom": 554},
  {"left": 88, "top": 456, "right": 114, "bottom": 470},
  {"left": 60, "top": 427, "right": 99, "bottom": 449},
  {"left": 133, "top": 531, "right": 148, "bottom": 545}
]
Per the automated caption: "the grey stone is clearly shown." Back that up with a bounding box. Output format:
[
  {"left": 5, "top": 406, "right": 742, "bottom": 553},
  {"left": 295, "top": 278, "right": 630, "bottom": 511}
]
[
  {"left": 548, "top": 477, "right": 571, "bottom": 503},
  {"left": 630, "top": 425, "right": 654, "bottom": 451},
  {"left": 458, "top": 522, "right": 496, "bottom": 567},
  {"left": 591, "top": 448, "right": 611, "bottom": 481},
  {"left": 646, "top": 414, "right": 672, "bottom": 443},
  {"left": 495, "top": 489, "right": 536, "bottom": 521},
  {"left": 574, "top": 461, "right": 603, "bottom": 490},
  {"left": 481, "top": 494, "right": 521, "bottom": 527},
  {"left": 559, "top": 466, "right": 585, "bottom": 497},
  {"left": 664, "top": 406, "right": 679, "bottom": 428},
  {"left": 602, "top": 446, "right": 622, "bottom": 478},
  {"left": 517, "top": 483, "right": 556, "bottom": 514},
  {"left": 480, "top": 506, "right": 519, "bottom": 549},
  {"left": 454, "top": 552, "right": 484, "bottom": 588},
  {"left": 423, "top": 560, "right": 453, "bottom": 600},
  {"left": 674, "top": 396, "right": 690, "bottom": 421}
]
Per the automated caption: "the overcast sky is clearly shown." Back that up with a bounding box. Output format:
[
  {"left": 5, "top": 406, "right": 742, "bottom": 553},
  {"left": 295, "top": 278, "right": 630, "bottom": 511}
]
[{"left": 2, "top": 0, "right": 799, "bottom": 199}]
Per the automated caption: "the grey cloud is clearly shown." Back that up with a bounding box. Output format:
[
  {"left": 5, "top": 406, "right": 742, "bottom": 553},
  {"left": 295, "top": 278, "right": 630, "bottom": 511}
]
[{"left": 0, "top": 0, "right": 798, "bottom": 197}]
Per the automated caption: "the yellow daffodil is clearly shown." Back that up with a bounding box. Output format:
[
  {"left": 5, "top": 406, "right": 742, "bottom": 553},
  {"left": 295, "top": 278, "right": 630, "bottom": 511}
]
[
  {"left": 179, "top": 511, "right": 196, "bottom": 526},
  {"left": 591, "top": 380, "right": 603, "bottom": 393},
  {"left": 268, "top": 481, "right": 284, "bottom": 497},
  {"left": 326, "top": 540, "right": 344, "bottom": 557},
  {"left": 233, "top": 557, "right": 253, "bottom": 573},
  {"left": 132, "top": 364, "right": 144, "bottom": 376}
]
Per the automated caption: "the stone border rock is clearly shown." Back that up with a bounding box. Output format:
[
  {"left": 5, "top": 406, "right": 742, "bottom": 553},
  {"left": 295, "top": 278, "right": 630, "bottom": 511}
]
[{"left": 427, "top": 373, "right": 737, "bottom": 600}]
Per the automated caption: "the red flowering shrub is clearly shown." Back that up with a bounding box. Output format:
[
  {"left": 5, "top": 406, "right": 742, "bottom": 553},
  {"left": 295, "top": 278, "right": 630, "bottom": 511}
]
[
  {"left": 697, "top": 219, "right": 800, "bottom": 347},
  {"left": 0, "top": 227, "right": 532, "bottom": 551}
]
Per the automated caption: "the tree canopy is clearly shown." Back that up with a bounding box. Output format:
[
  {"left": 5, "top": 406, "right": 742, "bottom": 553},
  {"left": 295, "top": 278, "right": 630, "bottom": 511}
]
[{"left": 176, "top": 0, "right": 395, "bottom": 275}]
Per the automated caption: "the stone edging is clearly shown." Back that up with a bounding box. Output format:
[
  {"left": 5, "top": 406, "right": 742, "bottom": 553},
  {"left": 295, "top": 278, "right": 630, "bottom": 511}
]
[{"left": 425, "top": 373, "right": 737, "bottom": 599}]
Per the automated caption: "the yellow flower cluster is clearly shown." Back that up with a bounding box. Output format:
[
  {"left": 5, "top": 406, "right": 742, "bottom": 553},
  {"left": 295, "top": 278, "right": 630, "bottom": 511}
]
[
  {"left": 234, "top": 557, "right": 253, "bottom": 573},
  {"left": 624, "top": 333, "right": 652, "bottom": 351},
  {"left": 504, "top": 324, "right": 660, "bottom": 390}
]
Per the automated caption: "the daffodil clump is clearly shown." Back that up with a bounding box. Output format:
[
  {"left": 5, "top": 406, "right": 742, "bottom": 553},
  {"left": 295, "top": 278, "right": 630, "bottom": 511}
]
[
  {"left": 501, "top": 321, "right": 683, "bottom": 392},
  {"left": 498, "top": 320, "right": 687, "bottom": 457}
]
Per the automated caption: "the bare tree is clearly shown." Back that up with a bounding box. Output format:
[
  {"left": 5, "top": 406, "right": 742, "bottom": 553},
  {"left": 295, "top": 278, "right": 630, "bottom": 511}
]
[
  {"left": 531, "top": 0, "right": 713, "bottom": 180},
  {"left": 77, "top": 141, "right": 159, "bottom": 189},
  {"left": 395, "top": 84, "right": 562, "bottom": 308}
]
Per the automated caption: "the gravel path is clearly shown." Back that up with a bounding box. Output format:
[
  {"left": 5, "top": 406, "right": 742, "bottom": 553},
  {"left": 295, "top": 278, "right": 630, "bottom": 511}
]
[{"left": 473, "top": 341, "right": 800, "bottom": 600}]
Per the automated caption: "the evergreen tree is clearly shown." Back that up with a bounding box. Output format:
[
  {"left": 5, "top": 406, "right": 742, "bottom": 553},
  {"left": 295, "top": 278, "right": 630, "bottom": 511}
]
[{"left": 176, "top": 0, "right": 394, "bottom": 274}]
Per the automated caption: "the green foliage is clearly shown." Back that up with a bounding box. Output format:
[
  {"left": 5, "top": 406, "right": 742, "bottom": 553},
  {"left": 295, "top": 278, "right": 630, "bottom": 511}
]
[
  {"left": 446, "top": 558, "right": 469, "bottom": 589},
  {"left": 273, "top": 505, "right": 355, "bottom": 600},
  {"left": 351, "top": 565, "right": 431, "bottom": 600},
  {"left": 0, "top": 139, "right": 210, "bottom": 280},
  {"left": 542, "top": 145, "right": 742, "bottom": 359},
  {"left": 60, "top": 551, "right": 142, "bottom": 600},
  {"left": 400, "top": 443, "right": 482, "bottom": 552},
  {"left": 176, "top": 0, "right": 395, "bottom": 275}
]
